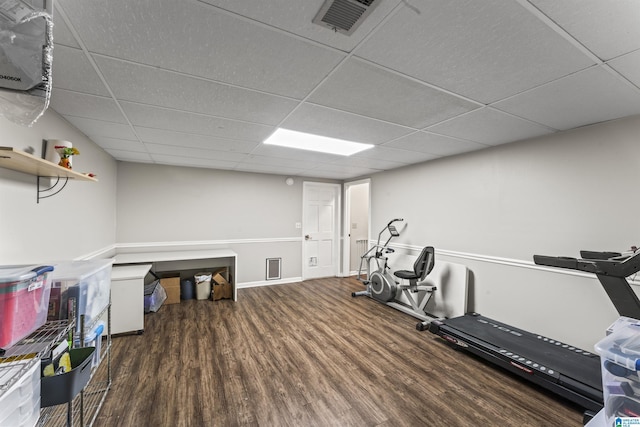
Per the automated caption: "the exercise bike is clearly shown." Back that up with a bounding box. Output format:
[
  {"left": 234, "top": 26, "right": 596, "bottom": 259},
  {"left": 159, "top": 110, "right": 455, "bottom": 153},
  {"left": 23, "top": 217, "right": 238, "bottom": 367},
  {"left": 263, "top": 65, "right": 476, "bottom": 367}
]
[{"left": 352, "top": 218, "right": 439, "bottom": 329}]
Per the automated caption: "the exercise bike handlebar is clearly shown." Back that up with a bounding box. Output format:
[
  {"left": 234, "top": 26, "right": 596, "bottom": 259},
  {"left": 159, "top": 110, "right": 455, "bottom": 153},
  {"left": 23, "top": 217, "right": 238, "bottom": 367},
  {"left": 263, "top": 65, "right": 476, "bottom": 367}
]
[
  {"left": 388, "top": 218, "right": 404, "bottom": 226},
  {"left": 377, "top": 218, "right": 403, "bottom": 246}
]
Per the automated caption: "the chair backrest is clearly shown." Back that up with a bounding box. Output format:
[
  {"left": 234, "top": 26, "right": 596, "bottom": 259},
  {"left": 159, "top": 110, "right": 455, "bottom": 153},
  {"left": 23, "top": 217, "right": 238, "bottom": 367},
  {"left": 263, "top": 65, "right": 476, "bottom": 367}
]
[{"left": 414, "top": 246, "right": 435, "bottom": 280}]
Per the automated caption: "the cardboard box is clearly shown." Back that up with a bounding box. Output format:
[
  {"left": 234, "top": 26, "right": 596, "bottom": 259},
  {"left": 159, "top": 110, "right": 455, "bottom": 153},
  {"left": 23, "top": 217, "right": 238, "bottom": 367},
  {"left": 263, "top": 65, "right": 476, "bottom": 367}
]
[
  {"left": 160, "top": 276, "right": 180, "bottom": 305},
  {"left": 211, "top": 268, "right": 233, "bottom": 301}
]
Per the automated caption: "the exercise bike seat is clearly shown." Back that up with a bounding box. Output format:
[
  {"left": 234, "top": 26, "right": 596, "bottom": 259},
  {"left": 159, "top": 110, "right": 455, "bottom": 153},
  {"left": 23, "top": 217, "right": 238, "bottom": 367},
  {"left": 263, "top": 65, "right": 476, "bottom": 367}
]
[{"left": 394, "top": 246, "right": 435, "bottom": 288}]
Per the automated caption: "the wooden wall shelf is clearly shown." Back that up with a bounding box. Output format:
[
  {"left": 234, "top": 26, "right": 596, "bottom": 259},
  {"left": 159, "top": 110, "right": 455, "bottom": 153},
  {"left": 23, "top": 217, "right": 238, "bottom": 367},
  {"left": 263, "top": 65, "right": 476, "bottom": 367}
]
[
  {"left": 0, "top": 146, "right": 97, "bottom": 203},
  {"left": 0, "top": 146, "right": 97, "bottom": 181}
]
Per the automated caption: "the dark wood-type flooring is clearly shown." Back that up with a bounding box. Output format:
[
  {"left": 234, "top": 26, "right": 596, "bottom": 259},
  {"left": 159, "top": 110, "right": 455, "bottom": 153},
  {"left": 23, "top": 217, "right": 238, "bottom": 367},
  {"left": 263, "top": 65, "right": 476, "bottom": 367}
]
[{"left": 94, "top": 277, "right": 584, "bottom": 426}]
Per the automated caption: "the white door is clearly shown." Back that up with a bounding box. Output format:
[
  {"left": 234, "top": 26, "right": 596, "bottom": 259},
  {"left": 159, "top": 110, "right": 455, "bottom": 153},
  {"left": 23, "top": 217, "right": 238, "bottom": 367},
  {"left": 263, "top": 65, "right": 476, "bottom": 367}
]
[{"left": 303, "top": 182, "right": 340, "bottom": 279}]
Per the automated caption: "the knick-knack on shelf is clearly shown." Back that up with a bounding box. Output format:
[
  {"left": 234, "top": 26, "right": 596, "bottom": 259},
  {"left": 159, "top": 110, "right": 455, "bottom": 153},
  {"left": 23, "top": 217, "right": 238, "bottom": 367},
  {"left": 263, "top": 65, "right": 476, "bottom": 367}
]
[{"left": 55, "top": 145, "right": 79, "bottom": 169}]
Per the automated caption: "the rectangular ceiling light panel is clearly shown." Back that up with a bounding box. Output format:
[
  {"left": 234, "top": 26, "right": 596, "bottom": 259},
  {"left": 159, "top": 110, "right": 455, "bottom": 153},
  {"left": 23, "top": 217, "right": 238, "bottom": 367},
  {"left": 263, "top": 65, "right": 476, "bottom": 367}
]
[{"left": 263, "top": 128, "right": 373, "bottom": 156}]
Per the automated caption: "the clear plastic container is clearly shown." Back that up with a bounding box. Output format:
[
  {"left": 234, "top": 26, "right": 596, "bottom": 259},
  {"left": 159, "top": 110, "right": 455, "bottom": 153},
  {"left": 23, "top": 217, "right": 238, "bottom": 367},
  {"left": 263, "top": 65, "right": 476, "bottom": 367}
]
[
  {"left": 595, "top": 319, "right": 640, "bottom": 424},
  {"left": 48, "top": 259, "right": 113, "bottom": 332},
  {"left": 144, "top": 280, "right": 166, "bottom": 313},
  {"left": 0, "top": 265, "right": 53, "bottom": 349}
]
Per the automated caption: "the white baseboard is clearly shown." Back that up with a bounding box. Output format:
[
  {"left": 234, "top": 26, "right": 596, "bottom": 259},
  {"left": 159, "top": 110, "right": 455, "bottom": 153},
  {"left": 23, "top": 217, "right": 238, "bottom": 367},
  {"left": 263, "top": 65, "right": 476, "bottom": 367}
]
[{"left": 237, "top": 277, "right": 303, "bottom": 289}]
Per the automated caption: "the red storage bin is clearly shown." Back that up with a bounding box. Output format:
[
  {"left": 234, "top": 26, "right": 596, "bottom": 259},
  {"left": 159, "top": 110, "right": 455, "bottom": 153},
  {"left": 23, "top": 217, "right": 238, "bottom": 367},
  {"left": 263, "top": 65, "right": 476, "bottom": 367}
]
[{"left": 0, "top": 265, "right": 54, "bottom": 350}]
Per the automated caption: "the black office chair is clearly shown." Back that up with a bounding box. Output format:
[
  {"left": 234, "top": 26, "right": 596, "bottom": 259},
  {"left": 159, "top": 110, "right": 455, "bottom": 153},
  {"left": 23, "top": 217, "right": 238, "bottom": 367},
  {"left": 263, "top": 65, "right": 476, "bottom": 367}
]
[{"left": 393, "top": 246, "right": 435, "bottom": 291}]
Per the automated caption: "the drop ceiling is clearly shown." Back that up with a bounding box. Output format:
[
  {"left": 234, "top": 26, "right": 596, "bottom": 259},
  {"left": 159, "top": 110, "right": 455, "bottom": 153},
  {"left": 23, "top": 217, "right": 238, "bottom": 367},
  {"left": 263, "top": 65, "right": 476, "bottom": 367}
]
[{"left": 49, "top": 0, "right": 640, "bottom": 180}]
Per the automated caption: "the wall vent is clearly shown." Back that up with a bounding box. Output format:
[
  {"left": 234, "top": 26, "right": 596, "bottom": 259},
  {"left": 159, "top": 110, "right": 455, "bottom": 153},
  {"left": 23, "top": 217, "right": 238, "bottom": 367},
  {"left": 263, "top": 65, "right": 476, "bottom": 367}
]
[
  {"left": 312, "top": 0, "right": 379, "bottom": 36},
  {"left": 266, "top": 258, "right": 282, "bottom": 281}
]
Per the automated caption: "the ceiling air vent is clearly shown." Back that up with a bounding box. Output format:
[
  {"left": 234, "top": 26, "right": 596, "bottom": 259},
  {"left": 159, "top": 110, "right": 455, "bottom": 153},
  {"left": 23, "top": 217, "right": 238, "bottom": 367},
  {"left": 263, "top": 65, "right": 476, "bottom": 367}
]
[{"left": 312, "top": 0, "right": 379, "bottom": 36}]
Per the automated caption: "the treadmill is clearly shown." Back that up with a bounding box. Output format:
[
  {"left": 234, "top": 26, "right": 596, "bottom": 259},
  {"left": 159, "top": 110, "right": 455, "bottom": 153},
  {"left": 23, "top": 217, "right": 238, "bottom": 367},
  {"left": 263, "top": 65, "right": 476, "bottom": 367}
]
[{"left": 427, "top": 249, "right": 640, "bottom": 413}]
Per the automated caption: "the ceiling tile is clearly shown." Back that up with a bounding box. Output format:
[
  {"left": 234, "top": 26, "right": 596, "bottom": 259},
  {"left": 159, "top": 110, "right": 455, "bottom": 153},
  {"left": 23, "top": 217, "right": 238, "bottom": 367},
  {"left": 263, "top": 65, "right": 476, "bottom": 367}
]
[
  {"left": 52, "top": 8, "right": 80, "bottom": 48},
  {"left": 329, "top": 156, "right": 408, "bottom": 171},
  {"left": 197, "top": 0, "right": 402, "bottom": 52},
  {"left": 151, "top": 154, "right": 238, "bottom": 170},
  {"left": 282, "top": 103, "right": 412, "bottom": 145},
  {"left": 234, "top": 163, "right": 307, "bottom": 176},
  {"left": 354, "top": 0, "right": 594, "bottom": 103},
  {"left": 63, "top": 116, "right": 137, "bottom": 140},
  {"left": 383, "top": 131, "right": 485, "bottom": 156},
  {"left": 105, "top": 149, "right": 152, "bottom": 163},
  {"left": 308, "top": 58, "right": 480, "bottom": 128},
  {"left": 240, "top": 154, "right": 320, "bottom": 170},
  {"left": 120, "top": 102, "right": 275, "bottom": 142},
  {"left": 51, "top": 89, "right": 126, "bottom": 123},
  {"left": 427, "top": 107, "right": 554, "bottom": 145},
  {"left": 90, "top": 136, "right": 147, "bottom": 153},
  {"left": 249, "top": 144, "right": 343, "bottom": 164},
  {"left": 52, "top": 46, "right": 110, "bottom": 97},
  {"left": 608, "top": 51, "right": 640, "bottom": 89},
  {"left": 57, "top": 0, "right": 345, "bottom": 98},
  {"left": 135, "top": 127, "right": 259, "bottom": 153},
  {"left": 94, "top": 56, "right": 299, "bottom": 125},
  {"left": 493, "top": 66, "right": 640, "bottom": 130},
  {"left": 530, "top": 0, "right": 640, "bottom": 61},
  {"left": 351, "top": 146, "right": 435, "bottom": 164},
  {"left": 144, "top": 143, "right": 248, "bottom": 162}
]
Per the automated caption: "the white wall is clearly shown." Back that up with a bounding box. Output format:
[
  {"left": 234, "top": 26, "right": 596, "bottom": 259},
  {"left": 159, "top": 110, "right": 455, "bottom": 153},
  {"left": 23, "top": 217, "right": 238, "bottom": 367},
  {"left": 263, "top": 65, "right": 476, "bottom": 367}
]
[
  {"left": 369, "top": 115, "right": 640, "bottom": 350},
  {"left": 115, "top": 162, "right": 311, "bottom": 284},
  {"left": 0, "top": 110, "right": 117, "bottom": 264},
  {"left": 6, "top": 106, "right": 638, "bottom": 350}
]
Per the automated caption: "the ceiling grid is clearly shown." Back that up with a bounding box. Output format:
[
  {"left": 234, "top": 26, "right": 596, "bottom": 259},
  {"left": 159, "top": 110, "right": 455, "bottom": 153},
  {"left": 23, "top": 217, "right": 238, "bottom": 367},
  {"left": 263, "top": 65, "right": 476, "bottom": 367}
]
[{"left": 48, "top": 0, "right": 640, "bottom": 180}]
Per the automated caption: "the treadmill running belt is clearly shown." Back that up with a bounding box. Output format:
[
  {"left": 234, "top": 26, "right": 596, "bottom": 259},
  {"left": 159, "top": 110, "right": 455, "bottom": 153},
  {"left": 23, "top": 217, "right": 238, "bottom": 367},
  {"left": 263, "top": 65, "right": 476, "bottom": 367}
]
[{"left": 441, "top": 314, "right": 602, "bottom": 392}]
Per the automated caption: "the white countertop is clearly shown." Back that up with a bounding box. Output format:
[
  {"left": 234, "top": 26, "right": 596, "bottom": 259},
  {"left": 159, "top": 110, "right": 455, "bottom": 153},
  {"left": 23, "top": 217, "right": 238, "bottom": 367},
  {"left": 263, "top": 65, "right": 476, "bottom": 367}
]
[
  {"left": 114, "top": 249, "right": 237, "bottom": 264},
  {"left": 111, "top": 264, "right": 153, "bottom": 280}
]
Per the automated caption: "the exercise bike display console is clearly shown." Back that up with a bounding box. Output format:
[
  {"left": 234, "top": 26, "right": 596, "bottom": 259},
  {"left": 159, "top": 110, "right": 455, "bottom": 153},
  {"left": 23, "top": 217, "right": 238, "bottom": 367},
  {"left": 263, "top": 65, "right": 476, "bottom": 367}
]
[{"left": 428, "top": 248, "right": 640, "bottom": 414}]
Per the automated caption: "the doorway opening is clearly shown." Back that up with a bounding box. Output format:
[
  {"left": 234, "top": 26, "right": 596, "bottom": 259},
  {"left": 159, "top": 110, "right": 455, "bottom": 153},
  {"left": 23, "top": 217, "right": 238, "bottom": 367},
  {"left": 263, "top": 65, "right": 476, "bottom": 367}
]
[{"left": 343, "top": 179, "right": 370, "bottom": 277}]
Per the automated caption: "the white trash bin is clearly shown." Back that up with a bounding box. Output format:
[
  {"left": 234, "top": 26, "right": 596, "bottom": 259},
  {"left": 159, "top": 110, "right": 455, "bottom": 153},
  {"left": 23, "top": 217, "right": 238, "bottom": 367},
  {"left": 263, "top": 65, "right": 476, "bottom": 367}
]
[{"left": 194, "top": 272, "right": 212, "bottom": 300}]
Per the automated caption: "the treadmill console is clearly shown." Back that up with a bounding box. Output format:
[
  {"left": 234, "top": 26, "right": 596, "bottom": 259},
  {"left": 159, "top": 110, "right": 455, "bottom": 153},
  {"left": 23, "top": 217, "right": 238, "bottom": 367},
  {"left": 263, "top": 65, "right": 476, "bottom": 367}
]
[{"left": 533, "top": 248, "right": 640, "bottom": 319}]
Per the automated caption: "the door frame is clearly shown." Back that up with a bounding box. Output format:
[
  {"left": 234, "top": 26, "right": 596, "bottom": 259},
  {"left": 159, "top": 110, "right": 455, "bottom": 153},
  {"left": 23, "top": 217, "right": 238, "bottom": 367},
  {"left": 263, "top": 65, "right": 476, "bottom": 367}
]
[
  {"left": 302, "top": 181, "right": 342, "bottom": 280},
  {"left": 342, "top": 178, "right": 371, "bottom": 277}
]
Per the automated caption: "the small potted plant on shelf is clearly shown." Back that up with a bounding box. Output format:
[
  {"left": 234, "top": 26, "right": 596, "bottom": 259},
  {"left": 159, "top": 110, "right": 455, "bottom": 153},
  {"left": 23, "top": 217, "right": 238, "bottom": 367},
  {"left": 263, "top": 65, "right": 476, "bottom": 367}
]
[{"left": 55, "top": 146, "right": 80, "bottom": 169}]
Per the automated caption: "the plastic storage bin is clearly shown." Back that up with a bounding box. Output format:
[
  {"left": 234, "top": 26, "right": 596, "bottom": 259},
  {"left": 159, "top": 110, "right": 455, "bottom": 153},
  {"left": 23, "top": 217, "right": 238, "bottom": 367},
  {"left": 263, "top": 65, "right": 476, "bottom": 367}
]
[
  {"left": 48, "top": 260, "right": 113, "bottom": 332},
  {"left": 144, "top": 280, "right": 166, "bottom": 313},
  {"left": 595, "top": 319, "right": 640, "bottom": 425},
  {"left": 0, "top": 265, "right": 54, "bottom": 349},
  {"left": 0, "top": 361, "right": 41, "bottom": 427},
  {"left": 41, "top": 346, "right": 95, "bottom": 407}
]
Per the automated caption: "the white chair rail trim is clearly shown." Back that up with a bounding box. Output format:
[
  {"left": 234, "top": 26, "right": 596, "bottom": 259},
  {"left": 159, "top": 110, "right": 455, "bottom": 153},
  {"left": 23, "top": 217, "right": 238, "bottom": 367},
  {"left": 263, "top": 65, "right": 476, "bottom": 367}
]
[{"left": 379, "top": 242, "right": 640, "bottom": 287}]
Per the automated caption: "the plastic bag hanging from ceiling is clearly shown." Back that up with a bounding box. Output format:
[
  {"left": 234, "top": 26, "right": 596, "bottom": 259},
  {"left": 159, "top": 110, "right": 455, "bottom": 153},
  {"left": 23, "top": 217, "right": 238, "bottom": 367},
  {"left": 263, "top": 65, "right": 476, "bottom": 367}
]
[{"left": 0, "top": 0, "right": 53, "bottom": 127}]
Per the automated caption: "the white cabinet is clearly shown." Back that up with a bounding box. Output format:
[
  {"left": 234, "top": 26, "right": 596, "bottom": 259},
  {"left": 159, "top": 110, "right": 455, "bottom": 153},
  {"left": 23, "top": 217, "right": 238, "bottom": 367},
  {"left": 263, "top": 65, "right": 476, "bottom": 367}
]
[{"left": 110, "top": 264, "right": 152, "bottom": 335}]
